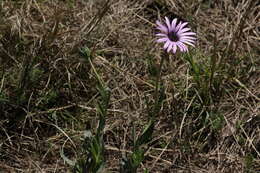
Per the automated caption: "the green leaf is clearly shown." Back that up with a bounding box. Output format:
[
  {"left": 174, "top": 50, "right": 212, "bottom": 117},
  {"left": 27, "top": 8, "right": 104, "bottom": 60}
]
[
  {"left": 60, "top": 147, "right": 76, "bottom": 166},
  {"left": 144, "top": 168, "right": 149, "bottom": 173},
  {"left": 135, "top": 120, "right": 154, "bottom": 148},
  {"left": 132, "top": 149, "right": 145, "bottom": 167},
  {"left": 79, "top": 46, "right": 92, "bottom": 60}
]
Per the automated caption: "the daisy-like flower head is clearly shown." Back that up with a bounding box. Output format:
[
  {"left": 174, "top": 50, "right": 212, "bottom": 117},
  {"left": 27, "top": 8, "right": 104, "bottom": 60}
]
[{"left": 156, "top": 17, "right": 196, "bottom": 54}]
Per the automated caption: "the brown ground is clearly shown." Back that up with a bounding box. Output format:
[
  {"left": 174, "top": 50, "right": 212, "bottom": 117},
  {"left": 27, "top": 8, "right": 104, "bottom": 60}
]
[{"left": 0, "top": 0, "right": 259, "bottom": 172}]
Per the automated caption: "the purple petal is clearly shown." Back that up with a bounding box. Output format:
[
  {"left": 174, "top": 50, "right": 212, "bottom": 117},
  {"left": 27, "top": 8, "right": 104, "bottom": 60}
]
[
  {"left": 179, "top": 32, "right": 196, "bottom": 36},
  {"left": 163, "top": 41, "right": 171, "bottom": 49},
  {"left": 182, "top": 40, "right": 195, "bottom": 47},
  {"left": 172, "top": 43, "right": 177, "bottom": 53},
  {"left": 180, "top": 36, "right": 197, "bottom": 40},
  {"left": 182, "top": 41, "right": 196, "bottom": 46},
  {"left": 180, "top": 38, "right": 196, "bottom": 42},
  {"left": 156, "top": 33, "right": 167, "bottom": 37},
  {"left": 165, "top": 17, "right": 171, "bottom": 31},
  {"left": 171, "top": 18, "right": 178, "bottom": 31},
  {"left": 167, "top": 42, "right": 173, "bottom": 52},
  {"left": 179, "top": 22, "right": 188, "bottom": 30},
  {"left": 179, "top": 42, "right": 188, "bottom": 51},
  {"left": 156, "top": 37, "right": 168, "bottom": 43},
  {"left": 175, "top": 21, "right": 183, "bottom": 32},
  {"left": 177, "top": 27, "right": 190, "bottom": 34},
  {"left": 156, "top": 26, "right": 168, "bottom": 33},
  {"left": 156, "top": 20, "right": 168, "bottom": 33},
  {"left": 180, "top": 37, "right": 196, "bottom": 42},
  {"left": 176, "top": 42, "right": 184, "bottom": 52}
]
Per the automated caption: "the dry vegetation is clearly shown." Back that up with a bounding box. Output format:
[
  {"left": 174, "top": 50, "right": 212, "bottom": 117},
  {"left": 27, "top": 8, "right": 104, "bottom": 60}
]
[{"left": 0, "top": 0, "right": 259, "bottom": 172}]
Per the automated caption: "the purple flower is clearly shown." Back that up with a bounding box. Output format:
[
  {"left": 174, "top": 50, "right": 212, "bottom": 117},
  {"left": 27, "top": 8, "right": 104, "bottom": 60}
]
[{"left": 156, "top": 17, "right": 196, "bottom": 53}]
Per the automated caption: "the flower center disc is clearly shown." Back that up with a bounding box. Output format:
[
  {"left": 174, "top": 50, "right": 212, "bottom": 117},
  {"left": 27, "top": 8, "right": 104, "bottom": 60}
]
[{"left": 168, "top": 32, "right": 179, "bottom": 42}]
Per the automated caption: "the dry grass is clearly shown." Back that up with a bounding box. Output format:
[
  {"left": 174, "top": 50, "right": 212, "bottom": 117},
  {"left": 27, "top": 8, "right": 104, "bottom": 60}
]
[{"left": 0, "top": 0, "right": 259, "bottom": 172}]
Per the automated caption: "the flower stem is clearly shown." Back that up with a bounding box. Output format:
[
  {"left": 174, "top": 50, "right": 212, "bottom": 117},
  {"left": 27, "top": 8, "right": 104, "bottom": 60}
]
[{"left": 152, "top": 53, "right": 166, "bottom": 118}]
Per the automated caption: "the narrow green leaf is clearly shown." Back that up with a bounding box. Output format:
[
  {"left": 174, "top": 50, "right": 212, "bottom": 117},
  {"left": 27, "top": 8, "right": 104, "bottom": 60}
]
[
  {"left": 135, "top": 120, "right": 154, "bottom": 148},
  {"left": 60, "top": 148, "right": 76, "bottom": 166}
]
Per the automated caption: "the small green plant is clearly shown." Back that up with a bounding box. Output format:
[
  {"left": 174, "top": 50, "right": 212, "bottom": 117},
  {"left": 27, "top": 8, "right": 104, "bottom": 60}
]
[
  {"left": 73, "top": 47, "right": 110, "bottom": 173},
  {"left": 182, "top": 51, "right": 216, "bottom": 106},
  {"left": 120, "top": 120, "right": 154, "bottom": 173},
  {"left": 244, "top": 153, "right": 254, "bottom": 173},
  {"left": 120, "top": 53, "right": 165, "bottom": 172}
]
